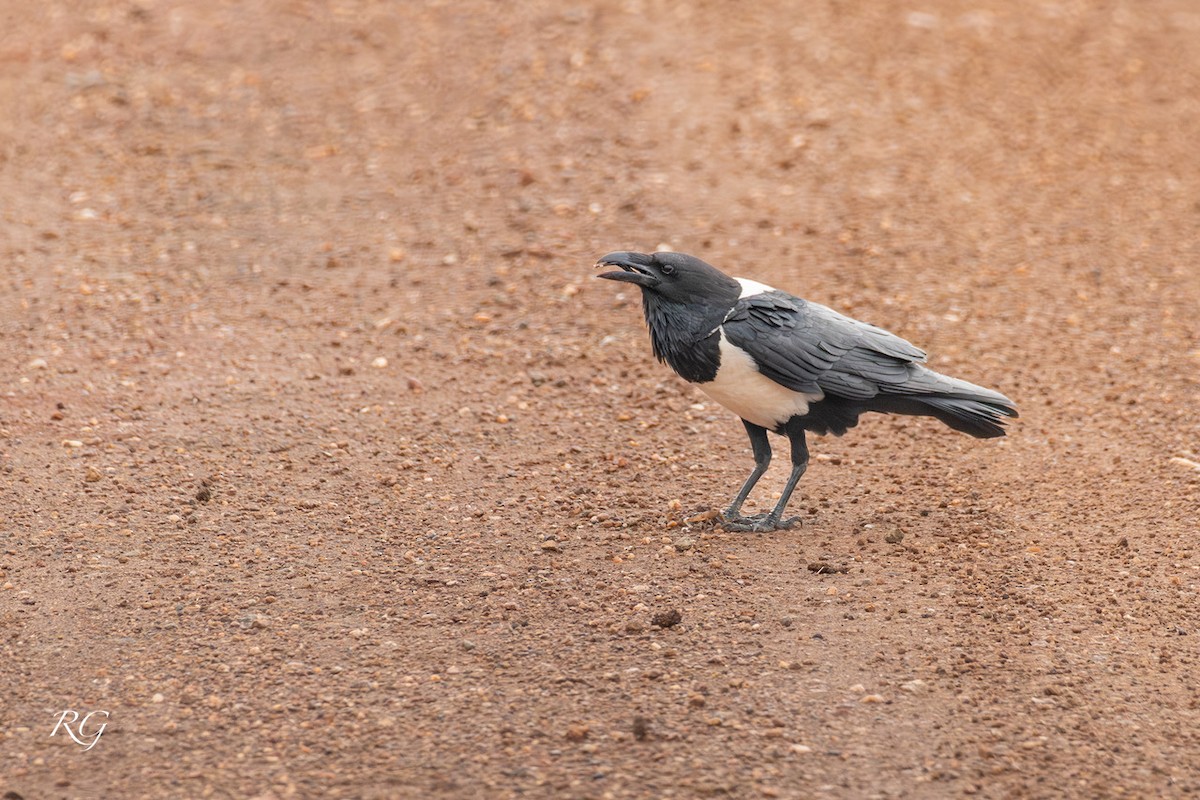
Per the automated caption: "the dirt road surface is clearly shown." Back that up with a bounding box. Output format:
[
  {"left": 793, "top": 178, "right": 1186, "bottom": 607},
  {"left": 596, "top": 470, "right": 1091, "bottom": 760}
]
[{"left": 3, "top": 1, "right": 1199, "bottom": 798}]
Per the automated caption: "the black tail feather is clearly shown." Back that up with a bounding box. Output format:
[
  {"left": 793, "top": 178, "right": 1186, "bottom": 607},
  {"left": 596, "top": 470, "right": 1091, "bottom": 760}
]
[
  {"left": 869, "top": 394, "right": 1018, "bottom": 438},
  {"left": 798, "top": 388, "right": 1018, "bottom": 438},
  {"left": 918, "top": 396, "right": 1017, "bottom": 438}
]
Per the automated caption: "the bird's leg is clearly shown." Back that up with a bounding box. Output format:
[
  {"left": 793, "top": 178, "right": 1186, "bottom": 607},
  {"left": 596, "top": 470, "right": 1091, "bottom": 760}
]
[
  {"left": 767, "top": 430, "right": 809, "bottom": 528},
  {"left": 720, "top": 420, "right": 771, "bottom": 526},
  {"left": 724, "top": 429, "right": 808, "bottom": 533}
]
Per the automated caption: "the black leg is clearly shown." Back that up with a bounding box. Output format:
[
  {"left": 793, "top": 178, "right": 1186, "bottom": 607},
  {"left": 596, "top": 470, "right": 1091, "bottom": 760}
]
[
  {"left": 723, "top": 427, "right": 808, "bottom": 533},
  {"left": 768, "top": 429, "right": 809, "bottom": 525},
  {"left": 721, "top": 420, "right": 771, "bottom": 524}
]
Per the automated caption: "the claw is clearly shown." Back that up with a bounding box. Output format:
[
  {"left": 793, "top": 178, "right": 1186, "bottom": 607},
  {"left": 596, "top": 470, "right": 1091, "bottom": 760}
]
[{"left": 719, "top": 512, "right": 800, "bottom": 533}]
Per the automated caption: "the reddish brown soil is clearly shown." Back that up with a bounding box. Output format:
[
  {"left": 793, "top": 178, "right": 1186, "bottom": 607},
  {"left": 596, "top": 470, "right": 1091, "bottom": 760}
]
[{"left": 3, "top": 2, "right": 1200, "bottom": 798}]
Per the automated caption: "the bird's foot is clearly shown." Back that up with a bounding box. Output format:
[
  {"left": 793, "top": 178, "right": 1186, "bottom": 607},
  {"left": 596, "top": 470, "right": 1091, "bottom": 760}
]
[{"left": 719, "top": 511, "right": 800, "bottom": 533}]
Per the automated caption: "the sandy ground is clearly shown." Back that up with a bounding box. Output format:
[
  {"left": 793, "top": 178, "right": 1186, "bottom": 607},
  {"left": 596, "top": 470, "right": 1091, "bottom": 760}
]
[{"left": 2, "top": 1, "right": 1200, "bottom": 798}]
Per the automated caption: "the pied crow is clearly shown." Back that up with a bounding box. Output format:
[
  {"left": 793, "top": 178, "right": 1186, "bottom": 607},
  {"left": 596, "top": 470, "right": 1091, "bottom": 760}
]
[{"left": 597, "top": 250, "right": 1018, "bottom": 532}]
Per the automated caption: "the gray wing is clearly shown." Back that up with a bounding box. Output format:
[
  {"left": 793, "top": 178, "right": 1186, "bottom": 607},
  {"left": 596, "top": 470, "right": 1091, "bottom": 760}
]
[{"left": 721, "top": 291, "right": 928, "bottom": 400}]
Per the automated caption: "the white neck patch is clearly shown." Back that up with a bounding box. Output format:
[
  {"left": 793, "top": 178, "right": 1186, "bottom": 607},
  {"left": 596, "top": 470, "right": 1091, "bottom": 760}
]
[{"left": 734, "top": 277, "right": 776, "bottom": 298}]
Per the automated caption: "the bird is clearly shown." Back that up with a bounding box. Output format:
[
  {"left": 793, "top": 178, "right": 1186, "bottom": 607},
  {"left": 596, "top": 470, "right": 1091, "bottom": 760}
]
[{"left": 596, "top": 250, "right": 1018, "bottom": 532}]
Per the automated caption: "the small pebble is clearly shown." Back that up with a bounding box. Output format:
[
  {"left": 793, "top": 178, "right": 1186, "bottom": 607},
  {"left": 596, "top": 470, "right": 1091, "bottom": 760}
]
[
  {"left": 808, "top": 562, "right": 849, "bottom": 574},
  {"left": 632, "top": 716, "right": 649, "bottom": 741},
  {"left": 650, "top": 609, "right": 682, "bottom": 628}
]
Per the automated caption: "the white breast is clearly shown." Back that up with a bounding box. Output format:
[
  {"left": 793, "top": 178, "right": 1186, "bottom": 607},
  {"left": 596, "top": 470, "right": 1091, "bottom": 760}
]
[{"left": 697, "top": 330, "right": 824, "bottom": 431}]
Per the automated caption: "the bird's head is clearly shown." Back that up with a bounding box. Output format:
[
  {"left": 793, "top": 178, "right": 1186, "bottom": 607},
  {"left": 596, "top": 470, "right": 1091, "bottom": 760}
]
[{"left": 595, "top": 251, "right": 740, "bottom": 305}]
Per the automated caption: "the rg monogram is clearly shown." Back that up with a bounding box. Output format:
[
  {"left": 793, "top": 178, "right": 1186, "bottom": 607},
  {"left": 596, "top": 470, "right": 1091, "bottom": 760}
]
[{"left": 50, "top": 710, "right": 110, "bottom": 751}]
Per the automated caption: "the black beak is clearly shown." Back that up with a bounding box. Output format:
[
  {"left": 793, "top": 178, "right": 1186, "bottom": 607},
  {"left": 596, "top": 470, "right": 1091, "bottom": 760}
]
[{"left": 595, "top": 251, "right": 661, "bottom": 288}]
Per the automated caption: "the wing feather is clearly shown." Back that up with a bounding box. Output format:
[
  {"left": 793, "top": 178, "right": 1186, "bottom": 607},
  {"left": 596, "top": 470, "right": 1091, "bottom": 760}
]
[{"left": 721, "top": 292, "right": 927, "bottom": 400}]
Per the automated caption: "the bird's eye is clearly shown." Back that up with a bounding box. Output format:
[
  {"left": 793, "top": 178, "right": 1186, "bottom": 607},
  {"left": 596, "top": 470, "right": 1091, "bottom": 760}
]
[{"left": 660, "top": 263, "right": 675, "bottom": 276}]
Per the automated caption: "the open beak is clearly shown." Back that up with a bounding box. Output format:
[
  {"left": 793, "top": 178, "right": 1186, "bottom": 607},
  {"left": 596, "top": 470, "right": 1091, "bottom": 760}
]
[{"left": 595, "top": 251, "right": 661, "bottom": 288}]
